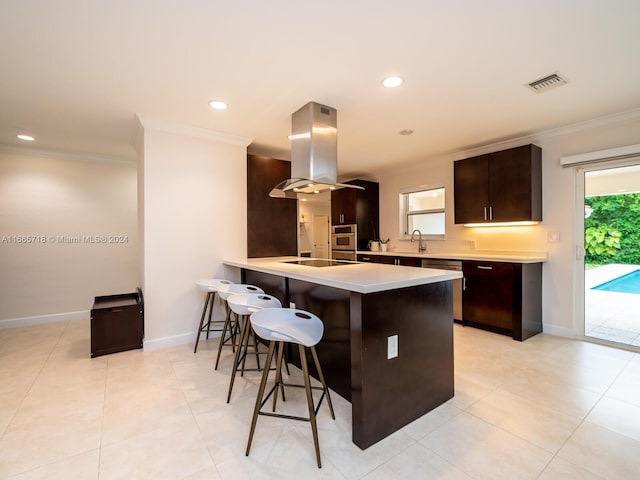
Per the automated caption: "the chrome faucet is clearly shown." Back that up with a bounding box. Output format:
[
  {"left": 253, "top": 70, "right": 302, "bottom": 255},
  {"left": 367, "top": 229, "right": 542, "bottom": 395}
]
[{"left": 410, "top": 229, "right": 427, "bottom": 253}]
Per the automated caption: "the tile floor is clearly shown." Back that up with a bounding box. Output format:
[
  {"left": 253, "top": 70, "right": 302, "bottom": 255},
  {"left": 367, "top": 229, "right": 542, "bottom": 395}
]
[
  {"left": 2, "top": 319, "right": 640, "bottom": 479},
  {"left": 585, "top": 264, "right": 640, "bottom": 346}
]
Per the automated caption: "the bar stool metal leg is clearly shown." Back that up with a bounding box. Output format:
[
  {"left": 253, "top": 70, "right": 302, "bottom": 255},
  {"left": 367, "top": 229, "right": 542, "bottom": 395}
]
[
  {"left": 300, "top": 344, "right": 322, "bottom": 468},
  {"left": 214, "top": 305, "right": 236, "bottom": 370},
  {"left": 271, "top": 341, "right": 286, "bottom": 412},
  {"left": 194, "top": 292, "right": 213, "bottom": 353},
  {"left": 227, "top": 314, "right": 252, "bottom": 403},
  {"left": 310, "top": 346, "right": 335, "bottom": 419},
  {"left": 246, "top": 340, "right": 277, "bottom": 455}
]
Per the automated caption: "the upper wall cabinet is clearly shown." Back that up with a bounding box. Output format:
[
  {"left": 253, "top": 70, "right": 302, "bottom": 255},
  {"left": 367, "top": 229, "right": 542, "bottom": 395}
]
[
  {"left": 331, "top": 179, "right": 379, "bottom": 250},
  {"left": 247, "top": 155, "right": 298, "bottom": 257},
  {"left": 453, "top": 144, "right": 542, "bottom": 224}
]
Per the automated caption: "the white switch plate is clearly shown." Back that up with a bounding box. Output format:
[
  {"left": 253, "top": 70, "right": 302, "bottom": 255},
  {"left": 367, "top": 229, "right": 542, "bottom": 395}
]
[
  {"left": 387, "top": 335, "right": 398, "bottom": 359},
  {"left": 289, "top": 302, "right": 296, "bottom": 309},
  {"left": 547, "top": 231, "right": 560, "bottom": 243}
]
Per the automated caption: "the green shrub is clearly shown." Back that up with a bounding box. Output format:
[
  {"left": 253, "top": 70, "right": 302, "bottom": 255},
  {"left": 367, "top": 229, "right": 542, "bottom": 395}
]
[{"left": 584, "top": 193, "right": 640, "bottom": 264}]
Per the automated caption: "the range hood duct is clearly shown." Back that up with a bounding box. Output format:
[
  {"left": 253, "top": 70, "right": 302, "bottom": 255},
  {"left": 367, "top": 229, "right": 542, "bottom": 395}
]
[{"left": 269, "top": 101, "right": 364, "bottom": 199}]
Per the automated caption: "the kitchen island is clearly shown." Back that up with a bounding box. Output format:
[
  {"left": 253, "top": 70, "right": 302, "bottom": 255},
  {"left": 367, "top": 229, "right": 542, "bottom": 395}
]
[{"left": 223, "top": 256, "right": 462, "bottom": 449}]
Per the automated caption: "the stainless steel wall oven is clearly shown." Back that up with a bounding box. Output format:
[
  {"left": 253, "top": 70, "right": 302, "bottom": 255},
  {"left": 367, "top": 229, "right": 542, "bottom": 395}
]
[{"left": 331, "top": 224, "right": 357, "bottom": 261}]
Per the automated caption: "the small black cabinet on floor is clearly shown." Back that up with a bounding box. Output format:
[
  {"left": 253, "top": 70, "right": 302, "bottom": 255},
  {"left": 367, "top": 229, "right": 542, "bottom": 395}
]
[{"left": 90, "top": 288, "right": 144, "bottom": 357}]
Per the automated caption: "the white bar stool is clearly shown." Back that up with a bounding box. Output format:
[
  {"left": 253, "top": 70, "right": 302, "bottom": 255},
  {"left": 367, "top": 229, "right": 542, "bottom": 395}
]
[
  {"left": 214, "top": 284, "right": 264, "bottom": 370},
  {"left": 246, "top": 308, "right": 335, "bottom": 468},
  {"left": 225, "top": 292, "right": 281, "bottom": 403},
  {"left": 194, "top": 278, "right": 233, "bottom": 353}
]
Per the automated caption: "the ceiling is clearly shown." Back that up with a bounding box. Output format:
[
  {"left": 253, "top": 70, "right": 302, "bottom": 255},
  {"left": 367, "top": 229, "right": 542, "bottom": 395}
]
[{"left": 2, "top": 1, "right": 640, "bottom": 178}]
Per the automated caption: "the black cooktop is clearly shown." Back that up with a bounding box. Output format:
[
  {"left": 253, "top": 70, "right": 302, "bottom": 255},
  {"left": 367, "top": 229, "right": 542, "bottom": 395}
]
[{"left": 283, "top": 259, "right": 354, "bottom": 267}]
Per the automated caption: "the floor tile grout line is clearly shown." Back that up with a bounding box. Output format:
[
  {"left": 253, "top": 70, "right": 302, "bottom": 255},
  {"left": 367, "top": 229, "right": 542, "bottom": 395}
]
[
  {"left": 535, "top": 359, "right": 632, "bottom": 480},
  {"left": 170, "top": 347, "right": 225, "bottom": 479},
  {"left": 3, "top": 319, "right": 639, "bottom": 479},
  {"left": 455, "top": 366, "right": 588, "bottom": 478},
  {"left": 0, "top": 322, "right": 98, "bottom": 477},
  {"left": 0, "top": 326, "right": 65, "bottom": 444},
  {"left": 96, "top": 354, "right": 112, "bottom": 480},
  {"left": 419, "top": 436, "right": 484, "bottom": 480}
]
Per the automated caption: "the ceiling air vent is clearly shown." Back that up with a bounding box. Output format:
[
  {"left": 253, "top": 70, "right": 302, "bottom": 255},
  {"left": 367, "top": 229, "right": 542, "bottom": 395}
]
[{"left": 527, "top": 73, "right": 568, "bottom": 93}]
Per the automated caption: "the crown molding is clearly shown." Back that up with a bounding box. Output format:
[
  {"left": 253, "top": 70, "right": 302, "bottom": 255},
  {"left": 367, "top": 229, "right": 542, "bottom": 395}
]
[
  {"left": 0, "top": 143, "right": 135, "bottom": 164},
  {"left": 136, "top": 114, "right": 253, "bottom": 147},
  {"left": 376, "top": 107, "right": 640, "bottom": 177},
  {"left": 536, "top": 106, "right": 640, "bottom": 140}
]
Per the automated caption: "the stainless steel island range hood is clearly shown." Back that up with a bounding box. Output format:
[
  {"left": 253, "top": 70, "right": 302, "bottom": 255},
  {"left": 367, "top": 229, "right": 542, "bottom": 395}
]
[{"left": 269, "top": 101, "right": 364, "bottom": 199}]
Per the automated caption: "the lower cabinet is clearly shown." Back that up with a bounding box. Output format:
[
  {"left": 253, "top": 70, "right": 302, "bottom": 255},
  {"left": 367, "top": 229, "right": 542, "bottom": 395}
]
[
  {"left": 90, "top": 289, "right": 144, "bottom": 357},
  {"left": 357, "top": 253, "right": 421, "bottom": 266},
  {"left": 462, "top": 260, "right": 542, "bottom": 341}
]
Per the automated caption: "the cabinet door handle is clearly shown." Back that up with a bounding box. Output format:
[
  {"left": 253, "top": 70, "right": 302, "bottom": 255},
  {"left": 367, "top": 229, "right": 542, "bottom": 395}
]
[
  {"left": 484, "top": 207, "right": 487, "bottom": 221},
  {"left": 362, "top": 257, "right": 371, "bottom": 261},
  {"left": 489, "top": 206, "right": 493, "bottom": 220},
  {"left": 477, "top": 266, "right": 493, "bottom": 270},
  {"left": 463, "top": 277, "right": 466, "bottom": 291}
]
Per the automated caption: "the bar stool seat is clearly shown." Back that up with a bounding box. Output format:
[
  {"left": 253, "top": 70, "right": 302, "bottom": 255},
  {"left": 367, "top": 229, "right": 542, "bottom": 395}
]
[
  {"left": 246, "top": 308, "right": 335, "bottom": 468},
  {"left": 214, "top": 284, "right": 264, "bottom": 370},
  {"left": 193, "top": 278, "right": 233, "bottom": 353},
  {"left": 225, "top": 293, "right": 281, "bottom": 403}
]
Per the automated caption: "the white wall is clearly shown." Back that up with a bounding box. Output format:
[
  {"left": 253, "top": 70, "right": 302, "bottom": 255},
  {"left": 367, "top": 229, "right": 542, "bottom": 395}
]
[
  {"left": 137, "top": 117, "right": 251, "bottom": 350},
  {"left": 376, "top": 111, "right": 640, "bottom": 337},
  {"left": 0, "top": 148, "right": 138, "bottom": 326}
]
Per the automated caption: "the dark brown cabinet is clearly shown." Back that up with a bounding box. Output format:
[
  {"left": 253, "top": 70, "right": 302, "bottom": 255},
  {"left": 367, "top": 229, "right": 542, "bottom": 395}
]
[
  {"left": 462, "top": 260, "right": 542, "bottom": 341},
  {"left": 247, "top": 155, "right": 297, "bottom": 257},
  {"left": 331, "top": 188, "right": 357, "bottom": 225},
  {"left": 91, "top": 290, "right": 144, "bottom": 357},
  {"left": 357, "top": 253, "right": 421, "bottom": 267},
  {"left": 454, "top": 144, "right": 542, "bottom": 224},
  {"left": 331, "top": 179, "right": 379, "bottom": 250}
]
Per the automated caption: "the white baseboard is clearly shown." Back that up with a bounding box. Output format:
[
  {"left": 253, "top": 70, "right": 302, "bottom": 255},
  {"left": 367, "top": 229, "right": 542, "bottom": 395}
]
[
  {"left": 0, "top": 310, "right": 89, "bottom": 329},
  {"left": 542, "top": 324, "right": 576, "bottom": 338},
  {"left": 143, "top": 330, "right": 221, "bottom": 351}
]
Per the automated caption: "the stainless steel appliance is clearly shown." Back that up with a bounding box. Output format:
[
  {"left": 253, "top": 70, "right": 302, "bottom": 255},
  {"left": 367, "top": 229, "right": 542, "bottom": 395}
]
[
  {"left": 331, "top": 224, "right": 357, "bottom": 261},
  {"left": 269, "top": 102, "right": 365, "bottom": 199},
  {"left": 421, "top": 259, "right": 463, "bottom": 322}
]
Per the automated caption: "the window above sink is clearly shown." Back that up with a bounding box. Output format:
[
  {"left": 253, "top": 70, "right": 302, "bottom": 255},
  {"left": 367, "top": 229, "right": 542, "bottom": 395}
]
[{"left": 399, "top": 185, "right": 446, "bottom": 239}]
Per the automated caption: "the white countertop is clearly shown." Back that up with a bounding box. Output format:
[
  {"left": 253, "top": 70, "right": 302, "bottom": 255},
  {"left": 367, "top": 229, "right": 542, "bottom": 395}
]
[
  {"left": 224, "top": 256, "right": 462, "bottom": 294},
  {"left": 357, "top": 250, "right": 547, "bottom": 263}
]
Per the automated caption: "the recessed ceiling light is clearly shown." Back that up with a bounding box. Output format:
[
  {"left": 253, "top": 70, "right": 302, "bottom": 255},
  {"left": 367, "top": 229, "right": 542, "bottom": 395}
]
[
  {"left": 382, "top": 76, "right": 404, "bottom": 88},
  {"left": 208, "top": 100, "right": 228, "bottom": 110},
  {"left": 17, "top": 134, "right": 35, "bottom": 141},
  {"left": 398, "top": 129, "right": 413, "bottom": 136}
]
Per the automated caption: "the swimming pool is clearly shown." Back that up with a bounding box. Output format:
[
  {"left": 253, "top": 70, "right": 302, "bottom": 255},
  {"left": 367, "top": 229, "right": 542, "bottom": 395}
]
[{"left": 592, "top": 269, "right": 640, "bottom": 294}]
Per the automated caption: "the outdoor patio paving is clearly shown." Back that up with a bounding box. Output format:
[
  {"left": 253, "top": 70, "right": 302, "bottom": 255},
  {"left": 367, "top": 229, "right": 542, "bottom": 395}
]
[{"left": 585, "top": 264, "right": 640, "bottom": 347}]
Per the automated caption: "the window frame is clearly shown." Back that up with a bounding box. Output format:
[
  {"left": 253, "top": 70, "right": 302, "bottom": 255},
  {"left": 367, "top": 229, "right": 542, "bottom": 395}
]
[{"left": 398, "top": 184, "right": 446, "bottom": 240}]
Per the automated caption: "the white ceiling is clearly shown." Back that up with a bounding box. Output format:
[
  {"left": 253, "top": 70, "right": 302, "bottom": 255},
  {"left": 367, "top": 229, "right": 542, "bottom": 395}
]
[{"left": 2, "top": 1, "right": 640, "bottom": 177}]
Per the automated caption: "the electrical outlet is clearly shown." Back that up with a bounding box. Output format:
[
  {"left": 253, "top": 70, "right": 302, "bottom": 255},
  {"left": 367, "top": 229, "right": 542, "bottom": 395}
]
[
  {"left": 289, "top": 302, "right": 296, "bottom": 309},
  {"left": 387, "top": 335, "right": 398, "bottom": 359},
  {"left": 469, "top": 239, "right": 477, "bottom": 250},
  {"left": 547, "top": 231, "right": 560, "bottom": 243}
]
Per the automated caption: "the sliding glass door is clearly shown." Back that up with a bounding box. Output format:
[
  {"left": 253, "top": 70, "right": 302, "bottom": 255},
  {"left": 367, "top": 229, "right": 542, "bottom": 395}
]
[{"left": 578, "top": 161, "right": 640, "bottom": 348}]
